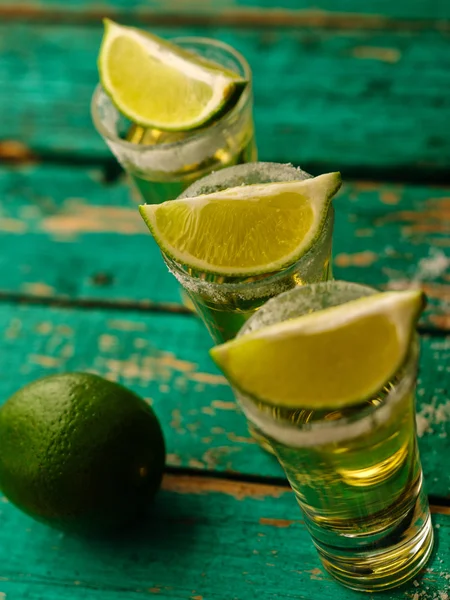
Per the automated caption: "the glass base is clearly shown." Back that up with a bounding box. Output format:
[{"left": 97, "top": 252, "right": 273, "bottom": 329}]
[{"left": 314, "top": 489, "right": 434, "bottom": 592}]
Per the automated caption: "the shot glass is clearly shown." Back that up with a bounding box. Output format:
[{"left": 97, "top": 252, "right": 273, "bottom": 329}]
[
  {"left": 164, "top": 162, "right": 335, "bottom": 344},
  {"left": 234, "top": 281, "right": 434, "bottom": 592},
  {"left": 91, "top": 37, "right": 256, "bottom": 205}
]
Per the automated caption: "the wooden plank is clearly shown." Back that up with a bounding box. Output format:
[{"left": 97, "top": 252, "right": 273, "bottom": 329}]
[
  {"left": 0, "top": 474, "right": 449, "bottom": 600},
  {"left": 1, "top": 302, "right": 449, "bottom": 498},
  {"left": 2, "top": 0, "right": 450, "bottom": 22},
  {"left": 1, "top": 24, "right": 450, "bottom": 176},
  {"left": 1, "top": 164, "right": 448, "bottom": 329}
]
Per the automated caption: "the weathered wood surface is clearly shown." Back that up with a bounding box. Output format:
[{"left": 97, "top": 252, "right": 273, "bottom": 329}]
[
  {"left": 1, "top": 2, "right": 450, "bottom": 597},
  {"left": 1, "top": 164, "right": 448, "bottom": 329},
  {"left": 0, "top": 474, "right": 449, "bottom": 600},
  {"left": 1, "top": 301, "right": 449, "bottom": 498},
  {"left": 2, "top": 0, "right": 450, "bottom": 21},
  {"left": 1, "top": 24, "right": 450, "bottom": 177}
]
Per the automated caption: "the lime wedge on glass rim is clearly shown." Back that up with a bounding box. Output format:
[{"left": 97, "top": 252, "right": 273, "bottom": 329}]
[
  {"left": 98, "top": 19, "right": 247, "bottom": 131},
  {"left": 139, "top": 172, "right": 341, "bottom": 276},
  {"left": 210, "top": 290, "right": 424, "bottom": 409}
]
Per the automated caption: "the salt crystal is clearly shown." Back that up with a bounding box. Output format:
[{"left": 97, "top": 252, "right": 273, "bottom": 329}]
[{"left": 412, "top": 249, "right": 450, "bottom": 282}]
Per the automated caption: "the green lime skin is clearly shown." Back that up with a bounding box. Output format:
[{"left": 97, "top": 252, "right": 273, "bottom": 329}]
[{"left": 0, "top": 373, "right": 166, "bottom": 534}]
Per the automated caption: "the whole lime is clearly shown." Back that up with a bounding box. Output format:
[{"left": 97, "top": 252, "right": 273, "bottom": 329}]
[{"left": 0, "top": 372, "right": 165, "bottom": 534}]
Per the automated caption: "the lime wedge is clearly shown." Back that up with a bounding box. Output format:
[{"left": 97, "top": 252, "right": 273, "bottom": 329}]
[
  {"left": 210, "top": 290, "right": 424, "bottom": 409},
  {"left": 98, "top": 19, "right": 247, "bottom": 130},
  {"left": 139, "top": 172, "right": 341, "bottom": 276}
]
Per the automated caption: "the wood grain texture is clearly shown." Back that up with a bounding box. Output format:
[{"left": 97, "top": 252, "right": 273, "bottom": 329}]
[
  {"left": 1, "top": 5, "right": 449, "bottom": 598},
  {"left": 1, "top": 302, "right": 449, "bottom": 498},
  {"left": 1, "top": 24, "right": 450, "bottom": 176},
  {"left": 1, "top": 164, "right": 448, "bottom": 328},
  {"left": 2, "top": 0, "right": 450, "bottom": 22},
  {"left": 0, "top": 474, "right": 449, "bottom": 600}
]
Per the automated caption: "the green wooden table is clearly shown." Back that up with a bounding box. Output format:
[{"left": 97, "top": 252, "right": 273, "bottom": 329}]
[{"left": 1, "top": 2, "right": 449, "bottom": 599}]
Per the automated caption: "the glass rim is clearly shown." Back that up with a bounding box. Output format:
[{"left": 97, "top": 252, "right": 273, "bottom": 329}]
[
  {"left": 239, "top": 281, "right": 376, "bottom": 336},
  {"left": 235, "top": 281, "right": 419, "bottom": 447},
  {"left": 91, "top": 36, "right": 253, "bottom": 151},
  {"left": 179, "top": 160, "right": 312, "bottom": 197}
]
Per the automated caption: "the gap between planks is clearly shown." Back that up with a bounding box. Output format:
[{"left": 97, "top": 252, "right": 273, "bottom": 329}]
[
  {"left": 162, "top": 472, "right": 450, "bottom": 513},
  {"left": 0, "top": 291, "right": 448, "bottom": 337},
  {"left": 0, "top": 291, "right": 192, "bottom": 316},
  {"left": 0, "top": 6, "right": 449, "bottom": 32},
  {"left": 2, "top": 151, "right": 450, "bottom": 187}
]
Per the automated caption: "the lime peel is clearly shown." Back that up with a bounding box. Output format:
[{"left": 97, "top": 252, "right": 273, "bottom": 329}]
[
  {"left": 210, "top": 290, "right": 424, "bottom": 409},
  {"left": 139, "top": 172, "right": 341, "bottom": 276}
]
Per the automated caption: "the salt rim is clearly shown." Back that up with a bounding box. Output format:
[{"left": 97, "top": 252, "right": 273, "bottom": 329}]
[
  {"left": 179, "top": 161, "right": 312, "bottom": 197},
  {"left": 92, "top": 84, "right": 253, "bottom": 175}
]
